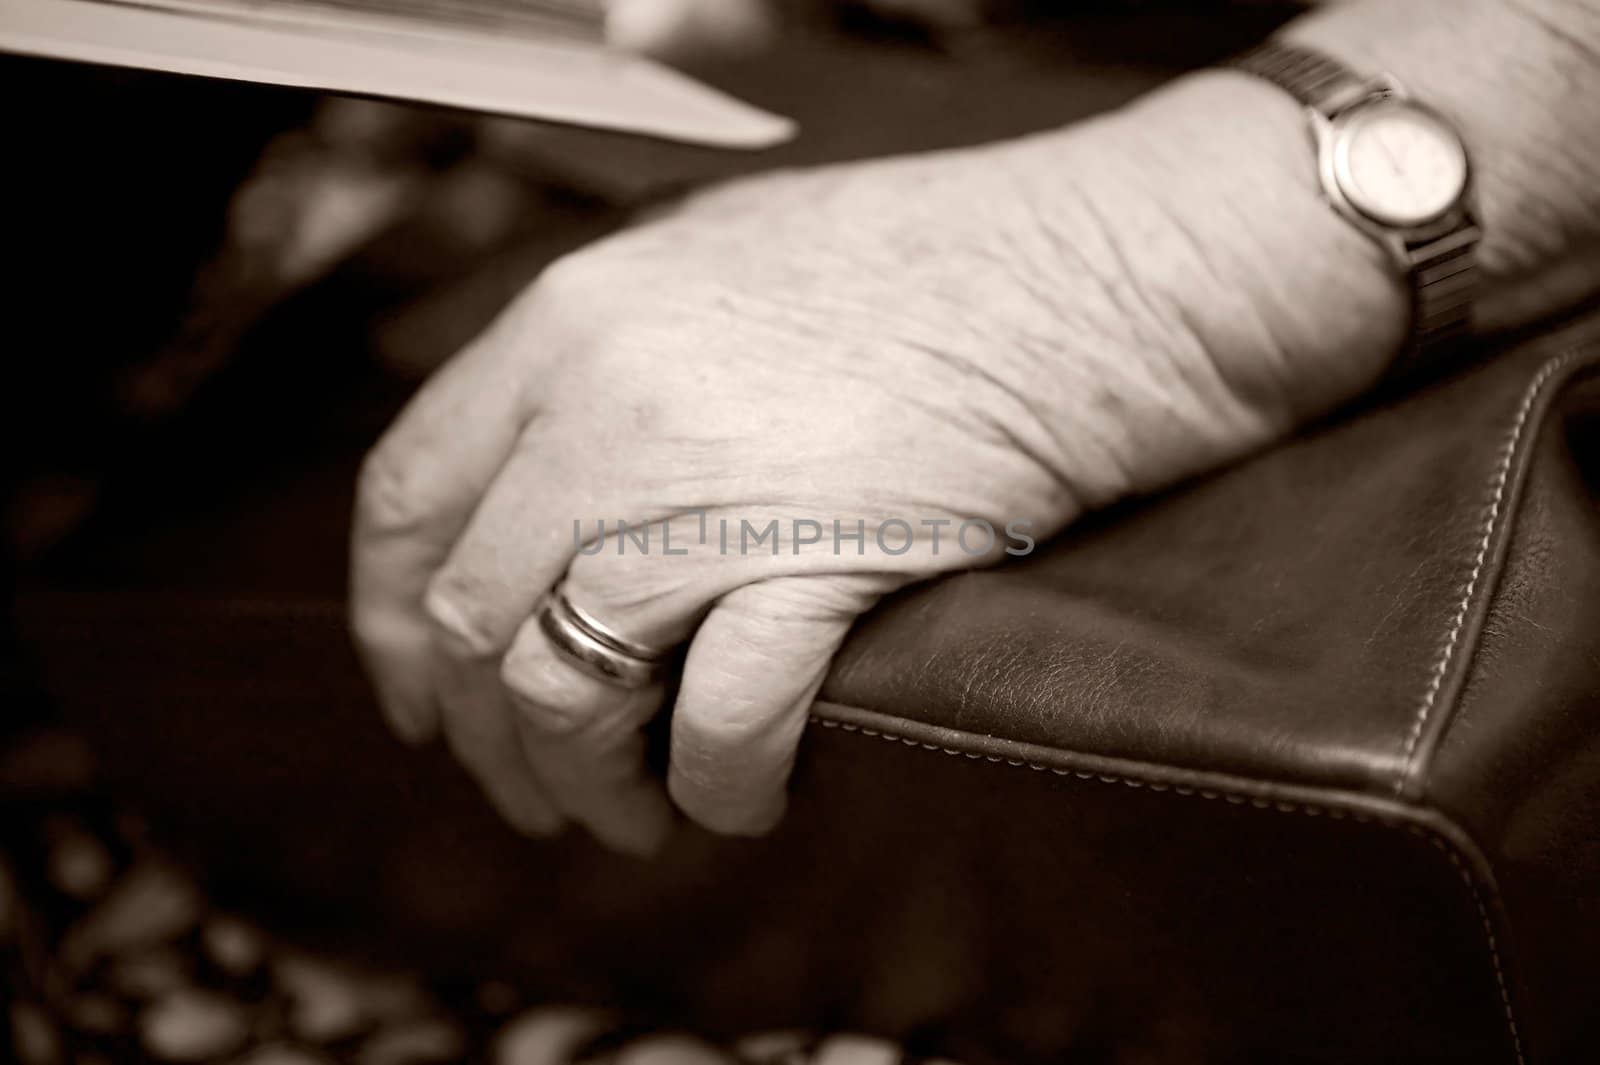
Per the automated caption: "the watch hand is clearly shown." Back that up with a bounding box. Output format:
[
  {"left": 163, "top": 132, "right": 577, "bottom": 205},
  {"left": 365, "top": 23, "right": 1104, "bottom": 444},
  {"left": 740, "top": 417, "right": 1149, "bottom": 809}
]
[{"left": 1375, "top": 129, "right": 1407, "bottom": 179}]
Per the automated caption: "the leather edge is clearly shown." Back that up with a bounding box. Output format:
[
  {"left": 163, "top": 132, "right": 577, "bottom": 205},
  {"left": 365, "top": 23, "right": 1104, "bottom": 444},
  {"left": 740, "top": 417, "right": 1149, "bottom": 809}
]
[
  {"left": 1397, "top": 341, "right": 1600, "bottom": 799},
  {"left": 808, "top": 699, "right": 1527, "bottom": 1065}
]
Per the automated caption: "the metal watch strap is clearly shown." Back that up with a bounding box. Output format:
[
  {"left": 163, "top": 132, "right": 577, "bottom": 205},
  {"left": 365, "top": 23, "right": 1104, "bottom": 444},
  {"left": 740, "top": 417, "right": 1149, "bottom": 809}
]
[
  {"left": 1229, "top": 41, "right": 1480, "bottom": 359},
  {"left": 1406, "top": 224, "right": 1480, "bottom": 349},
  {"left": 1230, "top": 41, "right": 1370, "bottom": 116}
]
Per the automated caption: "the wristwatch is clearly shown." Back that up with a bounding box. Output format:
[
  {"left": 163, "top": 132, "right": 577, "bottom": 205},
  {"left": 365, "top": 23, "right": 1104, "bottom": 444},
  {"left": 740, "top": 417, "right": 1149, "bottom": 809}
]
[{"left": 1231, "top": 41, "right": 1481, "bottom": 356}]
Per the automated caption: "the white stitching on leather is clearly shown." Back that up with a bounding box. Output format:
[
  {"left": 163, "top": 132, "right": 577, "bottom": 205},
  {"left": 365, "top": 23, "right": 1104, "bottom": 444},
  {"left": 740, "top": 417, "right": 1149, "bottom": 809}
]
[
  {"left": 810, "top": 715, "right": 1526, "bottom": 1065},
  {"left": 1397, "top": 347, "right": 1589, "bottom": 793},
  {"left": 1423, "top": 834, "right": 1525, "bottom": 1065}
]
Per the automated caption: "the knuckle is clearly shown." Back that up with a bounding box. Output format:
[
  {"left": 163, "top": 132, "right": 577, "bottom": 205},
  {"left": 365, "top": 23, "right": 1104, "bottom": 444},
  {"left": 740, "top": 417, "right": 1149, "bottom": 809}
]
[
  {"left": 563, "top": 551, "right": 683, "bottom": 616},
  {"left": 534, "top": 249, "right": 598, "bottom": 294},
  {"left": 422, "top": 575, "right": 506, "bottom": 659},
  {"left": 355, "top": 443, "right": 431, "bottom": 537},
  {"left": 528, "top": 251, "right": 615, "bottom": 328},
  {"left": 678, "top": 694, "right": 766, "bottom": 746}
]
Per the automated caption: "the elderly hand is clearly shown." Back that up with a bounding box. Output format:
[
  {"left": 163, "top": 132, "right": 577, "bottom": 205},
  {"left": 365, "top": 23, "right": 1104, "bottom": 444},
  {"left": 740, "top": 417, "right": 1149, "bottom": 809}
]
[{"left": 349, "top": 72, "right": 1410, "bottom": 852}]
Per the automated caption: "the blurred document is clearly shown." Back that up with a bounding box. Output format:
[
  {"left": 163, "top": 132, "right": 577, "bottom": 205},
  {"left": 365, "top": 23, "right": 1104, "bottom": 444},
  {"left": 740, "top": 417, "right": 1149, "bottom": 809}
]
[{"left": 0, "top": 0, "right": 796, "bottom": 147}]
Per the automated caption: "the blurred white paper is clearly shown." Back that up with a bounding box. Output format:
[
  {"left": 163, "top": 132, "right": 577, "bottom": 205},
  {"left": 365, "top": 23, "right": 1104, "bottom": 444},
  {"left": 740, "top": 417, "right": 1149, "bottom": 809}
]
[{"left": 0, "top": 0, "right": 796, "bottom": 148}]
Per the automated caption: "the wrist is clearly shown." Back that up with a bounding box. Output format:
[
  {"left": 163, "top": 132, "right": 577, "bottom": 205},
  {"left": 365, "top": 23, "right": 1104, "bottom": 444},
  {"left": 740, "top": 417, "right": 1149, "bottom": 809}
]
[
  {"left": 1284, "top": 0, "right": 1600, "bottom": 332},
  {"left": 1014, "top": 0, "right": 1600, "bottom": 445},
  {"left": 970, "top": 75, "right": 1404, "bottom": 503},
  {"left": 1004, "top": 69, "right": 1408, "bottom": 432},
  {"left": 1112, "top": 69, "right": 1412, "bottom": 413}
]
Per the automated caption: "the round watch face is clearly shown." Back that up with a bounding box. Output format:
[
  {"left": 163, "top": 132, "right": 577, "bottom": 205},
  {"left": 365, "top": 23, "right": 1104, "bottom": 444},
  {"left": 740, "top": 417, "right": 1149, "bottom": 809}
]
[{"left": 1331, "top": 100, "right": 1469, "bottom": 228}]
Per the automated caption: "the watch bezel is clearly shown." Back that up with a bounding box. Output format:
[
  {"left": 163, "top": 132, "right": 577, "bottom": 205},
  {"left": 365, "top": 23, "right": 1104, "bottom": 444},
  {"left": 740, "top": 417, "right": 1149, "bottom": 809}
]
[{"left": 1324, "top": 96, "right": 1471, "bottom": 231}]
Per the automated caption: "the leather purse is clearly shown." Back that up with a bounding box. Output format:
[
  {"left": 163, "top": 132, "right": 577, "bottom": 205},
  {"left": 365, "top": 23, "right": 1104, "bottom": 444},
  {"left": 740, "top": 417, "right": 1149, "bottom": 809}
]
[{"left": 19, "top": 302, "right": 1600, "bottom": 1064}]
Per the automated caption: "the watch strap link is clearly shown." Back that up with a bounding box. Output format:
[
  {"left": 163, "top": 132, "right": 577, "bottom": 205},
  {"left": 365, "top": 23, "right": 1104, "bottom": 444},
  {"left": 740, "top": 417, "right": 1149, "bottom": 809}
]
[
  {"left": 1407, "top": 222, "right": 1482, "bottom": 350},
  {"left": 1229, "top": 41, "right": 1371, "bottom": 116}
]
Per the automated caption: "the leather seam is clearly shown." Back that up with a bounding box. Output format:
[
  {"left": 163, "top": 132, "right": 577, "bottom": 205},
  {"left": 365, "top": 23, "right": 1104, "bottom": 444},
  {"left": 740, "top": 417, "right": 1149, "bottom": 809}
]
[
  {"left": 810, "top": 715, "right": 1526, "bottom": 1065},
  {"left": 1397, "top": 344, "right": 1598, "bottom": 795}
]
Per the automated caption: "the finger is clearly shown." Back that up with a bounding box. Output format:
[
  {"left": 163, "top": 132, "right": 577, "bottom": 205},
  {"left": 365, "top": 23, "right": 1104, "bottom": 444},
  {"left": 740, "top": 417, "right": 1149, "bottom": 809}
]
[
  {"left": 515, "top": 720, "right": 674, "bottom": 856},
  {"left": 423, "top": 425, "right": 683, "bottom": 854},
  {"left": 669, "top": 575, "right": 878, "bottom": 836},
  {"left": 435, "top": 643, "right": 565, "bottom": 837},
  {"left": 490, "top": 514, "right": 740, "bottom": 854},
  {"left": 350, "top": 303, "right": 536, "bottom": 741},
  {"left": 497, "top": 584, "right": 682, "bottom": 856},
  {"left": 423, "top": 402, "right": 636, "bottom": 663},
  {"left": 501, "top": 606, "right": 676, "bottom": 856}
]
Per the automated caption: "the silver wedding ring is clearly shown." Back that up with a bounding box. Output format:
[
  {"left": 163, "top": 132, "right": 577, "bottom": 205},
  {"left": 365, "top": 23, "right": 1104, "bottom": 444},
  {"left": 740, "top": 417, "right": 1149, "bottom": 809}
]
[{"left": 536, "top": 584, "right": 674, "bottom": 689}]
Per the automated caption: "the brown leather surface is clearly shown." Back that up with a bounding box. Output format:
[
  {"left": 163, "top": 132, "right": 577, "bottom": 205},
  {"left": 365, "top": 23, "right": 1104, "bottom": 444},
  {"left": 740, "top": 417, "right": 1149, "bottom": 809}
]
[{"left": 1424, "top": 367, "right": 1600, "bottom": 1063}]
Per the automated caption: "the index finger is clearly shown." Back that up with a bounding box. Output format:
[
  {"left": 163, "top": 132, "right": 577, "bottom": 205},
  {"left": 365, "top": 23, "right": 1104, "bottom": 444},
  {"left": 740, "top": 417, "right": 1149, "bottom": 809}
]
[{"left": 349, "top": 305, "right": 537, "bottom": 740}]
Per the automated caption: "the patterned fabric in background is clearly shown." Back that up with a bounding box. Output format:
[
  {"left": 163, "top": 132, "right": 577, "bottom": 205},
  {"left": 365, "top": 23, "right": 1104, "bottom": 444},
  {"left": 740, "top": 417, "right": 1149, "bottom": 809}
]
[{"left": 1, "top": 729, "right": 956, "bottom": 1065}]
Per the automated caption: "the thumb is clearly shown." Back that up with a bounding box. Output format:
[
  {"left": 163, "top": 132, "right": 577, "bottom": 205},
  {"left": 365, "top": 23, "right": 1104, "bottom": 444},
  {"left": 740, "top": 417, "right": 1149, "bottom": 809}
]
[{"left": 667, "top": 574, "right": 880, "bottom": 835}]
